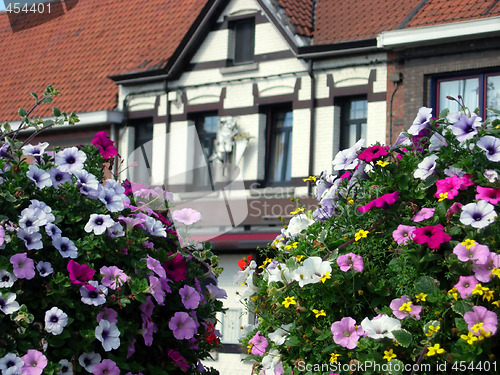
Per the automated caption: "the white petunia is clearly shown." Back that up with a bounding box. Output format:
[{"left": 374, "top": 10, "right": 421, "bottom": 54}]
[
  {"left": 44, "top": 307, "right": 69, "bottom": 335},
  {"left": 268, "top": 323, "right": 292, "bottom": 345},
  {"left": 360, "top": 314, "right": 401, "bottom": 340},
  {"left": 95, "top": 319, "right": 121, "bottom": 352}
]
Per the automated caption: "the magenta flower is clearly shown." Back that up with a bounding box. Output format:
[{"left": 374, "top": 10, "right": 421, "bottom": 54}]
[
  {"left": 172, "top": 208, "right": 201, "bottom": 225},
  {"left": 476, "top": 186, "right": 500, "bottom": 205},
  {"left": 248, "top": 331, "right": 269, "bottom": 356},
  {"left": 169, "top": 312, "right": 197, "bottom": 340},
  {"left": 167, "top": 349, "right": 190, "bottom": 372},
  {"left": 464, "top": 305, "right": 498, "bottom": 336},
  {"left": 358, "top": 145, "right": 389, "bottom": 162},
  {"left": 389, "top": 295, "right": 422, "bottom": 320},
  {"left": 179, "top": 285, "right": 201, "bottom": 310},
  {"left": 337, "top": 253, "right": 364, "bottom": 272},
  {"left": 100, "top": 266, "right": 128, "bottom": 290},
  {"left": 454, "top": 275, "right": 479, "bottom": 299},
  {"left": 21, "top": 350, "right": 47, "bottom": 375},
  {"left": 392, "top": 224, "right": 416, "bottom": 245},
  {"left": 10, "top": 253, "right": 35, "bottom": 280},
  {"left": 330, "top": 317, "right": 364, "bottom": 349},
  {"left": 67, "top": 260, "right": 95, "bottom": 290},
  {"left": 446, "top": 202, "right": 463, "bottom": 219},
  {"left": 92, "top": 359, "right": 120, "bottom": 375},
  {"left": 413, "top": 225, "right": 451, "bottom": 249},
  {"left": 91, "top": 131, "right": 119, "bottom": 159},
  {"left": 162, "top": 254, "right": 187, "bottom": 282},
  {"left": 357, "top": 191, "right": 400, "bottom": 213},
  {"left": 411, "top": 208, "right": 435, "bottom": 222},
  {"left": 453, "top": 242, "right": 489, "bottom": 264},
  {"left": 434, "top": 175, "right": 462, "bottom": 200}
]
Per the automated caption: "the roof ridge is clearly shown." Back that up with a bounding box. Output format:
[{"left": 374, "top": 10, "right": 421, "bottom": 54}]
[
  {"left": 396, "top": 0, "right": 429, "bottom": 29},
  {"left": 484, "top": 0, "right": 500, "bottom": 15}
]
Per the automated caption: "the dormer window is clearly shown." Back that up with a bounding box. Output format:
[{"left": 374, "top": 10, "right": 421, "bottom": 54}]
[{"left": 231, "top": 18, "right": 255, "bottom": 65}]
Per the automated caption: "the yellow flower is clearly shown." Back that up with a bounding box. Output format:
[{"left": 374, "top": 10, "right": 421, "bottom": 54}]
[
  {"left": 376, "top": 160, "right": 389, "bottom": 167},
  {"left": 347, "top": 197, "right": 354, "bottom": 204},
  {"left": 415, "top": 292, "right": 427, "bottom": 302},
  {"left": 282, "top": 296, "right": 296, "bottom": 308},
  {"left": 448, "top": 287, "right": 458, "bottom": 301},
  {"left": 285, "top": 242, "right": 298, "bottom": 250},
  {"left": 471, "top": 322, "right": 484, "bottom": 333},
  {"left": 383, "top": 349, "right": 397, "bottom": 361},
  {"left": 312, "top": 309, "right": 326, "bottom": 318},
  {"left": 472, "top": 283, "right": 489, "bottom": 296},
  {"left": 461, "top": 238, "right": 477, "bottom": 249},
  {"left": 303, "top": 176, "right": 317, "bottom": 182},
  {"left": 492, "top": 300, "right": 500, "bottom": 308},
  {"left": 247, "top": 342, "right": 254, "bottom": 353},
  {"left": 258, "top": 258, "right": 273, "bottom": 269},
  {"left": 290, "top": 207, "right": 305, "bottom": 215},
  {"left": 296, "top": 255, "right": 305, "bottom": 262},
  {"left": 426, "top": 344, "right": 445, "bottom": 357},
  {"left": 399, "top": 302, "right": 412, "bottom": 312},
  {"left": 320, "top": 271, "right": 331, "bottom": 283},
  {"left": 329, "top": 353, "right": 341, "bottom": 363},
  {"left": 478, "top": 328, "right": 492, "bottom": 340},
  {"left": 491, "top": 267, "right": 500, "bottom": 279},
  {"left": 354, "top": 229, "right": 369, "bottom": 241},
  {"left": 425, "top": 325, "right": 440, "bottom": 337},
  {"left": 483, "top": 289, "right": 495, "bottom": 302},
  {"left": 461, "top": 331, "right": 478, "bottom": 345},
  {"left": 438, "top": 192, "right": 448, "bottom": 201}
]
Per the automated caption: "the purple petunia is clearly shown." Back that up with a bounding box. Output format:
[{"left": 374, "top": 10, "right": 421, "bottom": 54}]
[
  {"left": 477, "top": 135, "right": 500, "bottom": 162},
  {"left": 100, "top": 266, "right": 128, "bottom": 290},
  {"left": 337, "top": 252, "right": 364, "bottom": 272},
  {"left": 331, "top": 317, "right": 364, "bottom": 349},
  {"left": 21, "top": 350, "right": 47, "bottom": 375},
  {"left": 452, "top": 114, "right": 482, "bottom": 142},
  {"left": 179, "top": 285, "right": 201, "bottom": 310},
  {"left": 92, "top": 359, "right": 120, "bottom": 375},
  {"left": 55, "top": 147, "right": 87, "bottom": 173},
  {"left": 169, "top": 312, "right": 197, "bottom": 340},
  {"left": 53, "top": 236, "right": 78, "bottom": 259},
  {"left": 10, "top": 252, "right": 35, "bottom": 280}
]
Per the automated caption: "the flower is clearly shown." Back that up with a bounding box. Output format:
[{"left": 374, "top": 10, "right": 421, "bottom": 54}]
[
  {"left": 477, "top": 135, "right": 500, "bottom": 161},
  {"left": 313, "top": 309, "right": 326, "bottom": 318},
  {"left": 22, "top": 142, "right": 49, "bottom": 157},
  {"left": 383, "top": 349, "right": 397, "bottom": 361},
  {"left": 21, "top": 350, "right": 47, "bottom": 375},
  {"left": 357, "top": 191, "right": 400, "bottom": 213},
  {"left": 95, "top": 319, "right": 121, "bottom": 351},
  {"left": 44, "top": 307, "right": 69, "bottom": 335},
  {"left": 0, "top": 292, "right": 20, "bottom": 315},
  {"left": 55, "top": 146, "right": 87, "bottom": 173},
  {"left": 17, "top": 228, "right": 43, "bottom": 250},
  {"left": 453, "top": 241, "right": 489, "bottom": 264},
  {"left": 36, "top": 261, "right": 54, "bottom": 277},
  {"left": 91, "top": 131, "right": 119, "bottom": 159},
  {"left": 464, "top": 305, "right": 498, "bottom": 336},
  {"left": 67, "top": 260, "right": 95, "bottom": 289},
  {"left": 414, "top": 154, "right": 439, "bottom": 180},
  {"left": 10, "top": 252, "right": 35, "bottom": 280},
  {"left": 358, "top": 145, "right": 389, "bottom": 162},
  {"left": 100, "top": 266, "right": 128, "bottom": 290},
  {"left": 167, "top": 349, "right": 190, "bottom": 372},
  {"left": 282, "top": 296, "right": 296, "bottom": 308},
  {"left": 476, "top": 186, "right": 500, "bottom": 205},
  {"left": 332, "top": 139, "right": 364, "bottom": 170},
  {"left": 337, "top": 253, "right": 364, "bottom": 272},
  {"left": 413, "top": 224, "right": 451, "bottom": 249},
  {"left": 0, "top": 353, "right": 24, "bottom": 374},
  {"left": 53, "top": 236, "right": 78, "bottom": 259},
  {"left": 49, "top": 167, "right": 72, "bottom": 189},
  {"left": 205, "top": 284, "right": 227, "bottom": 299},
  {"left": 292, "top": 257, "right": 332, "bottom": 286},
  {"left": 408, "top": 107, "right": 432, "bottom": 135},
  {"left": 452, "top": 114, "right": 482, "bottom": 142},
  {"left": 237, "top": 255, "right": 253, "bottom": 270},
  {"left": 390, "top": 295, "right": 421, "bottom": 320},
  {"left": 0, "top": 270, "right": 17, "bottom": 288},
  {"left": 179, "top": 285, "right": 201, "bottom": 309},
  {"left": 162, "top": 253, "right": 188, "bottom": 281},
  {"left": 78, "top": 352, "right": 101, "bottom": 373},
  {"left": 172, "top": 208, "right": 202, "bottom": 225},
  {"left": 360, "top": 314, "right": 401, "bottom": 340},
  {"left": 454, "top": 275, "right": 479, "bottom": 299},
  {"left": 92, "top": 359, "right": 120, "bottom": 375},
  {"left": 80, "top": 281, "right": 108, "bottom": 306},
  {"left": 392, "top": 224, "right": 416, "bottom": 245},
  {"left": 84, "top": 214, "right": 115, "bottom": 235},
  {"left": 331, "top": 317, "right": 364, "bottom": 349},
  {"left": 248, "top": 331, "right": 269, "bottom": 356},
  {"left": 460, "top": 201, "right": 497, "bottom": 229},
  {"left": 426, "top": 344, "right": 445, "bottom": 357},
  {"left": 169, "top": 312, "right": 197, "bottom": 340},
  {"left": 26, "top": 164, "right": 52, "bottom": 189},
  {"left": 411, "top": 207, "right": 435, "bottom": 222},
  {"left": 354, "top": 229, "right": 369, "bottom": 241},
  {"left": 268, "top": 323, "right": 292, "bottom": 345},
  {"left": 284, "top": 214, "right": 315, "bottom": 238}
]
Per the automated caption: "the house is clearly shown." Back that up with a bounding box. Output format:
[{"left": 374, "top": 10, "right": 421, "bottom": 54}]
[{"left": 2, "top": 0, "right": 500, "bottom": 369}]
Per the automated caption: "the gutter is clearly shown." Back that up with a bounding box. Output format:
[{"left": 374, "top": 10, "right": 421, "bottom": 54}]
[{"left": 378, "top": 16, "right": 500, "bottom": 49}]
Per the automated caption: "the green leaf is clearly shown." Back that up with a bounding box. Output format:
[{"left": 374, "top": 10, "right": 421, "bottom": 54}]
[
  {"left": 43, "top": 96, "right": 53, "bottom": 103},
  {"left": 392, "top": 329, "right": 412, "bottom": 347},
  {"left": 53, "top": 107, "right": 61, "bottom": 117},
  {"left": 487, "top": 108, "right": 500, "bottom": 116},
  {"left": 31, "top": 92, "right": 39, "bottom": 101},
  {"left": 439, "top": 108, "right": 450, "bottom": 118},
  {"left": 452, "top": 300, "right": 473, "bottom": 317},
  {"left": 285, "top": 335, "right": 301, "bottom": 346},
  {"left": 18, "top": 108, "right": 27, "bottom": 117},
  {"left": 415, "top": 276, "right": 438, "bottom": 294}
]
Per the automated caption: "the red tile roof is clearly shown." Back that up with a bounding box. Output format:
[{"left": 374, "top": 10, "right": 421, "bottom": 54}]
[
  {"left": 276, "top": 0, "right": 314, "bottom": 36},
  {"left": 0, "top": 0, "right": 208, "bottom": 121}
]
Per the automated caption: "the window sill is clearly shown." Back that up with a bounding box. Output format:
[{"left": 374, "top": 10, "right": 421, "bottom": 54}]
[{"left": 220, "top": 62, "right": 259, "bottom": 75}]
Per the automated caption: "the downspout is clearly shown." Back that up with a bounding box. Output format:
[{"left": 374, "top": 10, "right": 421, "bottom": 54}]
[
  {"left": 388, "top": 72, "right": 402, "bottom": 144},
  {"left": 307, "top": 59, "right": 316, "bottom": 196}
]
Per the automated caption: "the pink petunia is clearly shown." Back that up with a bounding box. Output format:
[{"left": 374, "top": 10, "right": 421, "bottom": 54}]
[
  {"left": 446, "top": 202, "right": 463, "bottom": 219},
  {"left": 473, "top": 252, "right": 500, "bottom": 283},
  {"left": 464, "top": 305, "right": 498, "bottom": 336},
  {"left": 100, "top": 266, "right": 128, "bottom": 290},
  {"left": 10, "top": 253, "right": 35, "bottom": 280},
  {"left": 476, "top": 186, "right": 500, "bottom": 205},
  {"left": 413, "top": 225, "right": 451, "bottom": 249},
  {"left": 330, "top": 317, "right": 364, "bottom": 349},
  {"left": 21, "top": 350, "right": 47, "bottom": 375},
  {"left": 358, "top": 145, "right": 389, "bottom": 162},
  {"left": 389, "top": 295, "right": 422, "bottom": 320},
  {"left": 91, "top": 131, "right": 119, "bottom": 159},
  {"left": 453, "top": 242, "right": 489, "bottom": 264},
  {"left": 357, "top": 191, "right": 400, "bottom": 213},
  {"left": 454, "top": 275, "right": 479, "bottom": 299},
  {"left": 411, "top": 208, "right": 435, "bottom": 222},
  {"left": 337, "top": 253, "right": 364, "bottom": 272},
  {"left": 92, "top": 359, "right": 120, "bottom": 375},
  {"left": 392, "top": 224, "right": 416, "bottom": 245},
  {"left": 248, "top": 331, "right": 268, "bottom": 356}
]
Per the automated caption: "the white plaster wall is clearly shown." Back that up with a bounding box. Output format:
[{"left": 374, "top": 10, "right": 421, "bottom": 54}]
[
  {"left": 150, "top": 122, "right": 167, "bottom": 186},
  {"left": 366, "top": 101, "right": 387, "bottom": 145},
  {"left": 187, "top": 86, "right": 223, "bottom": 105},
  {"left": 224, "top": 83, "right": 254, "bottom": 109},
  {"left": 191, "top": 30, "right": 229, "bottom": 63},
  {"left": 255, "top": 22, "right": 290, "bottom": 54},
  {"left": 257, "top": 76, "right": 295, "bottom": 97},
  {"left": 313, "top": 106, "right": 335, "bottom": 175},
  {"left": 290, "top": 108, "right": 310, "bottom": 178}
]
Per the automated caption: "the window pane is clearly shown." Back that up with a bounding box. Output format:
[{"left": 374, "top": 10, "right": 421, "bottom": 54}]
[
  {"left": 487, "top": 75, "right": 500, "bottom": 119},
  {"left": 339, "top": 98, "right": 367, "bottom": 150},
  {"left": 439, "top": 78, "right": 479, "bottom": 113},
  {"left": 191, "top": 113, "right": 218, "bottom": 190},
  {"left": 234, "top": 19, "right": 254, "bottom": 64},
  {"left": 268, "top": 108, "right": 293, "bottom": 183}
]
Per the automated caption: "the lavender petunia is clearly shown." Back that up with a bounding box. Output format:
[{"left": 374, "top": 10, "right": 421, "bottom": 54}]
[
  {"left": 84, "top": 214, "right": 115, "bottom": 235},
  {"left": 80, "top": 281, "right": 108, "bottom": 306},
  {"left": 408, "top": 107, "right": 432, "bottom": 135},
  {"left": 36, "top": 261, "right": 54, "bottom": 277},
  {"left": 78, "top": 352, "right": 101, "bottom": 373},
  {"left": 460, "top": 201, "right": 497, "bottom": 229},
  {"left": 95, "top": 319, "right": 121, "bottom": 352},
  {"left": 0, "top": 270, "right": 17, "bottom": 288},
  {"left": 169, "top": 312, "right": 197, "bottom": 340},
  {"left": 48, "top": 167, "right": 72, "bottom": 189},
  {"left": 55, "top": 147, "right": 87, "bottom": 173},
  {"left": 10, "top": 253, "right": 35, "bottom": 279},
  {"left": 26, "top": 165, "right": 52, "bottom": 189},
  {"left": 17, "top": 228, "right": 43, "bottom": 251},
  {"left": 477, "top": 135, "right": 500, "bottom": 162},
  {"left": 0, "top": 292, "right": 21, "bottom": 315},
  {"left": 179, "top": 285, "right": 201, "bottom": 310},
  {"left": 413, "top": 154, "right": 439, "bottom": 180},
  {"left": 53, "top": 236, "right": 78, "bottom": 258},
  {"left": 452, "top": 114, "right": 482, "bottom": 142}
]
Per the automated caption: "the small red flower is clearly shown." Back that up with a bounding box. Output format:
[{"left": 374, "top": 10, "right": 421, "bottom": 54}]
[{"left": 238, "top": 255, "right": 253, "bottom": 270}]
